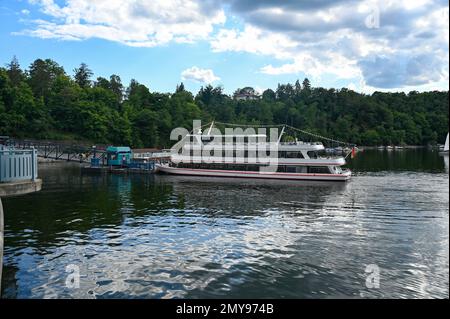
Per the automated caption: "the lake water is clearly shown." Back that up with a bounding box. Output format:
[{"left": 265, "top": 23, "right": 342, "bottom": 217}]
[{"left": 1, "top": 149, "right": 448, "bottom": 298}]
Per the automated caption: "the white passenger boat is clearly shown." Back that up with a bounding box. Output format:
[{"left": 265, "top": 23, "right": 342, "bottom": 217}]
[{"left": 157, "top": 125, "right": 352, "bottom": 181}]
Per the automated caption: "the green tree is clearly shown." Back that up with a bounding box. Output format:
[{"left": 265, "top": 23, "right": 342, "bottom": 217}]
[
  {"left": 28, "top": 58, "right": 65, "bottom": 101},
  {"left": 6, "top": 56, "right": 24, "bottom": 87},
  {"left": 74, "top": 63, "right": 93, "bottom": 88}
]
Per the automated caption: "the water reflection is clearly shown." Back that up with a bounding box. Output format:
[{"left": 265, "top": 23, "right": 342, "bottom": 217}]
[
  {"left": 348, "top": 149, "right": 447, "bottom": 173},
  {"left": 1, "top": 150, "right": 448, "bottom": 298},
  {"left": 442, "top": 154, "right": 449, "bottom": 173}
]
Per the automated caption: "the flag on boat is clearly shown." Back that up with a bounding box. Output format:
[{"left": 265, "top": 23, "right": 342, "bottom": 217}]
[{"left": 351, "top": 147, "right": 356, "bottom": 159}]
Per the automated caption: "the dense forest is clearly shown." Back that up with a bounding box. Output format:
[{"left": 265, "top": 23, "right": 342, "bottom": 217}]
[{"left": 0, "top": 57, "right": 448, "bottom": 148}]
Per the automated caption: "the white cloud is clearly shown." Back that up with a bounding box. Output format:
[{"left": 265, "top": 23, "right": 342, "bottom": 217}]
[
  {"left": 21, "top": 9, "right": 30, "bottom": 15},
  {"left": 181, "top": 67, "right": 220, "bottom": 84},
  {"left": 212, "top": 26, "right": 362, "bottom": 80},
  {"left": 17, "top": 0, "right": 449, "bottom": 90},
  {"left": 21, "top": 0, "right": 226, "bottom": 47},
  {"left": 211, "top": 0, "right": 449, "bottom": 89},
  {"left": 211, "top": 25, "right": 296, "bottom": 60}
]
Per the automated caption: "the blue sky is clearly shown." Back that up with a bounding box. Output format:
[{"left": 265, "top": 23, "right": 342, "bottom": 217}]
[{"left": 0, "top": 0, "right": 448, "bottom": 95}]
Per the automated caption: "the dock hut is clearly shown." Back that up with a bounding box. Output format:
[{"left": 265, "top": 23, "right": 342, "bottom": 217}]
[{"left": 106, "top": 146, "right": 132, "bottom": 166}]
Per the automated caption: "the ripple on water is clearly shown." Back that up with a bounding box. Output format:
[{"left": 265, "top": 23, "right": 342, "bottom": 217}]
[{"left": 1, "top": 156, "right": 449, "bottom": 298}]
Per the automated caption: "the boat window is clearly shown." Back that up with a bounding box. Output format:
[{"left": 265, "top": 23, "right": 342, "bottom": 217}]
[
  {"left": 308, "top": 166, "right": 331, "bottom": 174},
  {"left": 277, "top": 166, "right": 286, "bottom": 173},
  {"left": 286, "top": 166, "right": 296, "bottom": 173},
  {"left": 286, "top": 152, "right": 304, "bottom": 158},
  {"left": 296, "top": 166, "right": 307, "bottom": 173},
  {"left": 307, "top": 151, "right": 318, "bottom": 159}
]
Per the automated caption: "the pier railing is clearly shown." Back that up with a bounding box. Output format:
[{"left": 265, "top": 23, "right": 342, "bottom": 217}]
[{"left": 0, "top": 147, "right": 37, "bottom": 182}]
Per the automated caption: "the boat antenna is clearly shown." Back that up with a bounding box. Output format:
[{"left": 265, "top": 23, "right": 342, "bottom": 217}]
[
  {"left": 277, "top": 125, "right": 285, "bottom": 143},
  {"left": 207, "top": 121, "right": 214, "bottom": 136}
]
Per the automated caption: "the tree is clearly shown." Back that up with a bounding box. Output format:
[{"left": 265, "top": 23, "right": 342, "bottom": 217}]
[
  {"left": 74, "top": 63, "right": 93, "bottom": 88},
  {"left": 294, "top": 79, "right": 302, "bottom": 95},
  {"left": 0, "top": 57, "right": 448, "bottom": 148},
  {"left": 94, "top": 77, "right": 110, "bottom": 90},
  {"left": 125, "top": 79, "right": 140, "bottom": 99},
  {"left": 302, "top": 78, "right": 311, "bottom": 92},
  {"left": 262, "top": 89, "right": 276, "bottom": 101},
  {"left": 6, "top": 56, "right": 24, "bottom": 86},
  {"left": 109, "top": 74, "right": 123, "bottom": 102},
  {"left": 28, "top": 58, "right": 65, "bottom": 100},
  {"left": 176, "top": 82, "right": 185, "bottom": 93}
]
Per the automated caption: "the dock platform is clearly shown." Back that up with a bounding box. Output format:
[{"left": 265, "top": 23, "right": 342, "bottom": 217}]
[{"left": 81, "top": 166, "right": 157, "bottom": 175}]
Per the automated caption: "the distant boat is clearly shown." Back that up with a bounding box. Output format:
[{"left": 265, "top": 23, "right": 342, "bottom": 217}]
[
  {"left": 444, "top": 133, "right": 449, "bottom": 152},
  {"left": 394, "top": 145, "right": 404, "bottom": 150},
  {"left": 440, "top": 133, "right": 449, "bottom": 154},
  {"left": 377, "top": 146, "right": 385, "bottom": 150},
  {"left": 386, "top": 145, "right": 394, "bottom": 150}
]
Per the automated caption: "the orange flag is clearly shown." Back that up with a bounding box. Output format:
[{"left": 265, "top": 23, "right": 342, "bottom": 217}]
[{"left": 351, "top": 147, "right": 356, "bottom": 159}]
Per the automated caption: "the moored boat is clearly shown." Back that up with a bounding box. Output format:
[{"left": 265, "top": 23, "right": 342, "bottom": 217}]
[{"left": 157, "top": 124, "right": 353, "bottom": 181}]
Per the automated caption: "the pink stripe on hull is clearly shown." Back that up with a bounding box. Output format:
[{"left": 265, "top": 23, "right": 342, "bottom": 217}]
[{"left": 158, "top": 166, "right": 351, "bottom": 181}]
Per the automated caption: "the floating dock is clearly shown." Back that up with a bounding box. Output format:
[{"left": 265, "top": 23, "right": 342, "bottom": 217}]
[
  {"left": 81, "top": 146, "right": 170, "bottom": 175},
  {"left": 81, "top": 165, "right": 157, "bottom": 175}
]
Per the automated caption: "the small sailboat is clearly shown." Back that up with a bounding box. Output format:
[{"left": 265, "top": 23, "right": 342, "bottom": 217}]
[
  {"left": 439, "top": 133, "right": 449, "bottom": 156},
  {"left": 444, "top": 133, "right": 449, "bottom": 153}
]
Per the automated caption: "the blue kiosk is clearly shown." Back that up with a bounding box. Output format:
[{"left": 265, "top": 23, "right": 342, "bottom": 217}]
[{"left": 106, "top": 146, "right": 132, "bottom": 167}]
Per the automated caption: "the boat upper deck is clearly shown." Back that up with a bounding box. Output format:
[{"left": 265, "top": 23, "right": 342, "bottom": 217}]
[{"left": 182, "top": 135, "right": 325, "bottom": 152}]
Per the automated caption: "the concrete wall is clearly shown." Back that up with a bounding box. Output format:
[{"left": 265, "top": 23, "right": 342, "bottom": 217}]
[{"left": 0, "top": 179, "right": 42, "bottom": 197}]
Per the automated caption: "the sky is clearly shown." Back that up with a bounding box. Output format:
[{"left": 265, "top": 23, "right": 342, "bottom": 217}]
[{"left": 0, "top": 0, "right": 448, "bottom": 95}]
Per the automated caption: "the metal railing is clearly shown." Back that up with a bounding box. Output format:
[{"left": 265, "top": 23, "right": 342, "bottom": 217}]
[{"left": 0, "top": 146, "right": 37, "bottom": 182}]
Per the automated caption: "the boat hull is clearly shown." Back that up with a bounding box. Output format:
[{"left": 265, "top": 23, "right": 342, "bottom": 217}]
[{"left": 156, "top": 165, "right": 351, "bottom": 181}]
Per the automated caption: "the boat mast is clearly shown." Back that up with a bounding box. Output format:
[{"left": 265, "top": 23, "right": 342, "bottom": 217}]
[
  {"left": 277, "top": 126, "right": 285, "bottom": 143},
  {"left": 207, "top": 121, "right": 214, "bottom": 136}
]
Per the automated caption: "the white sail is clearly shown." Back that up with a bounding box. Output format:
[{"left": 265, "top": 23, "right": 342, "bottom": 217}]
[{"left": 445, "top": 133, "right": 449, "bottom": 152}]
